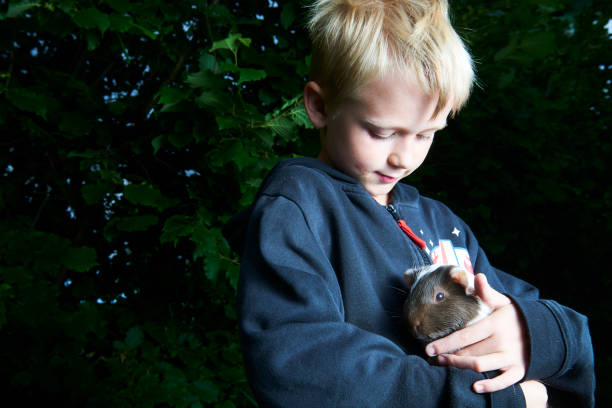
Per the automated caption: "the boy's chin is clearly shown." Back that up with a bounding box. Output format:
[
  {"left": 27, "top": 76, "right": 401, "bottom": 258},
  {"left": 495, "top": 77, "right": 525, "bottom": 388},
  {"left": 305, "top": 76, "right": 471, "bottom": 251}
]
[
  {"left": 365, "top": 187, "right": 394, "bottom": 205},
  {"left": 367, "top": 182, "right": 396, "bottom": 195}
]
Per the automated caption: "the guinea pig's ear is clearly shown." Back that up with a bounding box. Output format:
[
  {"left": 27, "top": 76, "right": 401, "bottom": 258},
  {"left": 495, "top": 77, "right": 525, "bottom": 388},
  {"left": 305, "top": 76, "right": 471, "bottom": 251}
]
[
  {"left": 449, "top": 267, "right": 475, "bottom": 295},
  {"left": 404, "top": 268, "right": 418, "bottom": 289}
]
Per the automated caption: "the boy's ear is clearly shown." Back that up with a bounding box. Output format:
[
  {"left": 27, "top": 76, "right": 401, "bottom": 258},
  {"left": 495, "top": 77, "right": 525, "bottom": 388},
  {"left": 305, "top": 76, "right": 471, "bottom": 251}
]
[{"left": 303, "top": 81, "right": 328, "bottom": 129}]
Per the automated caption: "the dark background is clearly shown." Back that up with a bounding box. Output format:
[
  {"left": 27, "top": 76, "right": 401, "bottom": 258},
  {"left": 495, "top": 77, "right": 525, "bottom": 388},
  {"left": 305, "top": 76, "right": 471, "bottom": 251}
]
[{"left": 1, "top": 0, "right": 610, "bottom": 406}]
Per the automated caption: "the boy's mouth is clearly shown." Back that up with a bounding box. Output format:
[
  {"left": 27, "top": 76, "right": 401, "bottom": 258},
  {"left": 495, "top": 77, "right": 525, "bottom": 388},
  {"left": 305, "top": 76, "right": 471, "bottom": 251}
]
[{"left": 375, "top": 172, "right": 397, "bottom": 184}]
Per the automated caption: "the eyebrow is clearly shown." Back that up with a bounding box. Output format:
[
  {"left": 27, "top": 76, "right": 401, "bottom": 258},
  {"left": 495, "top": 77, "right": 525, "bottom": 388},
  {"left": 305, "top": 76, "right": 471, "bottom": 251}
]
[{"left": 362, "top": 119, "right": 448, "bottom": 134}]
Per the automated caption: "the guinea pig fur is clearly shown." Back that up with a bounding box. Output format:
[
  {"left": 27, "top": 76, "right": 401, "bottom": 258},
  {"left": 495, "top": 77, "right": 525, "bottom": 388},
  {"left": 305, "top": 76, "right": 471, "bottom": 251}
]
[{"left": 403, "top": 265, "right": 491, "bottom": 342}]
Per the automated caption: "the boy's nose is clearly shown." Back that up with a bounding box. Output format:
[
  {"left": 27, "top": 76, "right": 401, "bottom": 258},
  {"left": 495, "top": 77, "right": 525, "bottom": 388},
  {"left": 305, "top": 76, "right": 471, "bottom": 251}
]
[{"left": 388, "top": 140, "right": 413, "bottom": 170}]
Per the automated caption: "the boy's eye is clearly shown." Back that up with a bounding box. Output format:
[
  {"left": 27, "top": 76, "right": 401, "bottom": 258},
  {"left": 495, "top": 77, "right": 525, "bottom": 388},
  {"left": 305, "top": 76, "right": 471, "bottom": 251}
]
[
  {"left": 369, "top": 130, "right": 395, "bottom": 139},
  {"left": 417, "top": 133, "right": 435, "bottom": 141}
]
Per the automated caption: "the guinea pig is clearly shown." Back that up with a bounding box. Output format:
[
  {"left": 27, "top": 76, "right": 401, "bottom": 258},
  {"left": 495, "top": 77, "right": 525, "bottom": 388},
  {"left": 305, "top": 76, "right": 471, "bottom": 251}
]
[{"left": 403, "top": 264, "right": 491, "bottom": 342}]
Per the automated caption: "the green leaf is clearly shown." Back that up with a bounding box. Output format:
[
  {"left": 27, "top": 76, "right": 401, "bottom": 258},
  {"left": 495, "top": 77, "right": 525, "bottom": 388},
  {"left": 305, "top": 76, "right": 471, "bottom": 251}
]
[
  {"left": 59, "top": 111, "right": 93, "bottom": 138},
  {"left": 210, "top": 32, "right": 252, "bottom": 54},
  {"left": 81, "top": 183, "right": 110, "bottom": 205},
  {"left": 185, "top": 70, "right": 216, "bottom": 89},
  {"left": 290, "top": 105, "right": 314, "bottom": 129},
  {"left": 67, "top": 149, "right": 99, "bottom": 159},
  {"left": 104, "top": 0, "right": 131, "bottom": 14},
  {"left": 215, "top": 116, "right": 239, "bottom": 130},
  {"left": 280, "top": 3, "right": 296, "bottom": 29},
  {"left": 3, "top": 1, "right": 41, "bottom": 19},
  {"left": 225, "top": 141, "right": 249, "bottom": 170},
  {"left": 108, "top": 13, "right": 133, "bottom": 32},
  {"left": 124, "top": 184, "right": 178, "bottom": 212},
  {"left": 152, "top": 135, "right": 164, "bottom": 155},
  {"left": 496, "top": 69, "right": 516, "bottom": 89},
  {"left": 199, "top": 54, "right": 216, "bottom": 71},
  {"left": 218, "top": 60, "right": 239, "bottom": 74},
  {"left": 264, "top": 117, "right": 297, "bottom": 142},
  {"left": 252, "top": 128, "right": 275, "bottom": 148},
  {"left": 238, "top": 68, "right": 267, "bottom": 84},
  {"left": 73, "top": 7, "right": 111, "bottom": 34},
  {"left": 5, "top": 87, "right": 51, "bottom": 119},
  {"left": 85, "top": 31, "right": 101, "bottom": 51},
  {"left": 208, "top": 4, "right": 232, "bottom": 21},
  {"left": 157, "top": 86, "right": 189, "bottom": 112},
  {"left": 204, "top": 256, "right": 222, "bottom": 281},
  {"left": 519, "top": 31, "right": 556, "bottom": 59},
  {"left": 225, "top": 260, "right": 240, "bottom": 290},
  {"left": 236, "top": 35, "right": 251, "bottom": 47},
  {"left": 0, "top": 283, "right": 12, "bottom": 329},
  {"left": 160, "top": 215, "right": 194, "bottom": 246},
  {"left": 219, "top": 400, "right": 238, "bottom": 408},
  {"left": 63, "top": 246, "right": 98, "bottom": 273},
  {"left": 193, "top": 379, "right": 220, "bottom": 403},
  {"left": 131, "top": 23, "right": 158, "bottom": 40},
  {"left": 494, "top": 36, "right": 519, "bottom": 62},
  {"left": 125, "top": 326, "right": 144, "bottom": 349},
  {"left": 107, "top": 100, "right": 127, "bottom": 115},
  {"left": 190, "top": 224, "right": 216, "bottom": 262},
  {"left": 168, "top": 132, "right": 193, "bottom": 149},
  {"left": 115, "top": 215, "right": 159, "bottom": 231},
  {"left": 196, "top": 91, "right": 222, "bottom": 108}
]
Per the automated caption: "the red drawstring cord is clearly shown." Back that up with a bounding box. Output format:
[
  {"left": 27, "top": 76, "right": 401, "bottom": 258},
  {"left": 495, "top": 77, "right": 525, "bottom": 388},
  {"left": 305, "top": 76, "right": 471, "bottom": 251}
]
[{"left": 397, "top": 220, "right": 427, "bottom": 250}]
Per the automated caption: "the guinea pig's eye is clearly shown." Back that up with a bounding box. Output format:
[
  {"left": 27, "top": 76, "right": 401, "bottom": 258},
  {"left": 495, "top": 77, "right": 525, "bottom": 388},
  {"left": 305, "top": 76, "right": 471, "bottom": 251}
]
[{"left": 435, "top": 292, "right": 445, "bottom": 302}]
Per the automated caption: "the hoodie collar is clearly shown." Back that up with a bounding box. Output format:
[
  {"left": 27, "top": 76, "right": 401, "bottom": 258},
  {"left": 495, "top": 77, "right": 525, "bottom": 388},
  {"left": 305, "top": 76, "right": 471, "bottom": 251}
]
[{"left": 282, "top": 157, "right": 420, "bottom": 208}]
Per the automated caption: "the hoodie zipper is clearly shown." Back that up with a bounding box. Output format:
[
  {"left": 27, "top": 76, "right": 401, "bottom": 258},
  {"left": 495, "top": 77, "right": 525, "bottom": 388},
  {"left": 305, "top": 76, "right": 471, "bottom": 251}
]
[{"left": 386, "top": 204, "right": 432, "bottom": 264}]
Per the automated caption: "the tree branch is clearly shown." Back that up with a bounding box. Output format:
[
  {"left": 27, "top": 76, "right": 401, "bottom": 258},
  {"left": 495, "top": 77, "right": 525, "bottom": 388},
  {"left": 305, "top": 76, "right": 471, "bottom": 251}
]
[
  {"left": 91, "top": 61, "right": 116, "bottom": 89},
  {"left": 143, "top": 46, "right": 194, "bottom": 120},
  {"left": 5, "top": 50, "right": 14, "bottom": 89}
]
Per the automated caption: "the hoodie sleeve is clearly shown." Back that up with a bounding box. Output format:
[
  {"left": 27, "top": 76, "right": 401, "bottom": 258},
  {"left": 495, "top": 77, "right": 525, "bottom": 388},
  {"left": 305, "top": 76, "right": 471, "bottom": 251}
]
[
  {"left": 469, "top": 236, "right": 595, "bottom": 408},
  {"left": 237, "top": 194, "right": 526, "bottom": 408}
]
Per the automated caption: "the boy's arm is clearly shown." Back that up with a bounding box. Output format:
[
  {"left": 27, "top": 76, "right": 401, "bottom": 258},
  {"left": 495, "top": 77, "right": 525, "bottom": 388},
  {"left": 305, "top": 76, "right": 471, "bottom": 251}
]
[
  {"left": 238, "top": 195, "right": 525, "bottom": 408},
  {"left": 490, "top": 257, "right": 595, "bottom": 408},
  {"left": 509, "top": 289, "right": 595, "bottom": 407}
]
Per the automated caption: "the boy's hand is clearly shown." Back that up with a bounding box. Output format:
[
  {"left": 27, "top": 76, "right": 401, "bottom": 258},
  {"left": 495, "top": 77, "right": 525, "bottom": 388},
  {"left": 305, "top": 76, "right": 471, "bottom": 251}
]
[
  {"left": 425, "top": 273, "right": 530, "bottom": 393},
  {"left": 520, "top": 380, "right": 548, "bottom": 408}
]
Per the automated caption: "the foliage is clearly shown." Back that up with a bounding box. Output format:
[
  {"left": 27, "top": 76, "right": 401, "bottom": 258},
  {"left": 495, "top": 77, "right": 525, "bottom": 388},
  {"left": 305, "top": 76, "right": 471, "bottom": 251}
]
[{"left": 0, "top": 0, "right": 610, "bottom": 406}]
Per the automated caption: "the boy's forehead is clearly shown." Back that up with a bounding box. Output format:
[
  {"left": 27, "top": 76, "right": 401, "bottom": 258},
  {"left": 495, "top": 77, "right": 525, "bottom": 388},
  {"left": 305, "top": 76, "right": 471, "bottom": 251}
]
[
  {"left": 362, "top": 116, "right": 448, "bottom": 132},
  {"left": 343, "top": 74, "right": 450, "bottom": 130}
]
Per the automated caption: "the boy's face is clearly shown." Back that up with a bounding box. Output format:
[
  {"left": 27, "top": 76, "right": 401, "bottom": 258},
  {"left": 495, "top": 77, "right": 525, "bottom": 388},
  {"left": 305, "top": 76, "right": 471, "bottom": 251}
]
[{"left": 310, "top": 73, "right": 450, "bottom": 206}]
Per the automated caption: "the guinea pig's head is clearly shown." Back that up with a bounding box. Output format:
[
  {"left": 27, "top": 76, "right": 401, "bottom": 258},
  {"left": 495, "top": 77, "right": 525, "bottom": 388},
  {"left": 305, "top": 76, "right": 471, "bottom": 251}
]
[{"left": 403, "top": 265, "right": 485, "bottom": 342}]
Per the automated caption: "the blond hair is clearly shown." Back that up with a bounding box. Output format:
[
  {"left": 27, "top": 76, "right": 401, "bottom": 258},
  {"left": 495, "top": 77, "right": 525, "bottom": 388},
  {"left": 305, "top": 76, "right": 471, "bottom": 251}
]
[{"left": 307, "top": 0, "right": 474, "bottom": 116}]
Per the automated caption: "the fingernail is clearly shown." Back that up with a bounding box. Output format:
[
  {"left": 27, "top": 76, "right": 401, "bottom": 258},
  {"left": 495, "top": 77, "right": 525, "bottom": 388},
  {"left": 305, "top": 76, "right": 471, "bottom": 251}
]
[
  {"left": 426, "top": 345, "right": 436, "bottom": 357},
  {"left": 474, "top": 383, "right": 484, "bottom": 393},
  {"left": 437, "top": 355, "right": 447, "bottom": 365}
]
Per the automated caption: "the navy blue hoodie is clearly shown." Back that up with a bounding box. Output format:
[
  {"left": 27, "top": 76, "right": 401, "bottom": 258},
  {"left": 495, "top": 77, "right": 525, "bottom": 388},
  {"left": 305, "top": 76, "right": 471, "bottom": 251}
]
[{"left": 224, "top": 157, "right": 594, "bottom": 407}]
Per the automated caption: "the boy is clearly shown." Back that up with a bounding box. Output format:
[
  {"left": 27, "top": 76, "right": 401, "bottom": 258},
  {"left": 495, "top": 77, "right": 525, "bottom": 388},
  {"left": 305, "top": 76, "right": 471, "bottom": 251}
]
[{"left": 224, "top": 0, "right": 595, "bottom": 406}]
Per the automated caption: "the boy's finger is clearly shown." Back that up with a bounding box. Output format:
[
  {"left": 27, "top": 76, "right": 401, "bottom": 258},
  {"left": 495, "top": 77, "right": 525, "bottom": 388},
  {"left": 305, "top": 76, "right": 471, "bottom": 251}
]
[
  {"left": 473, "top": 365, "right": 525, "bottom": 393},
  {"left": 474, "top": 273, "right": 510, "bottom": 309},
  {"left": 426, "top": 320, "right": 492, "bottom": 356},
  {"left": 450, "top": 337, "right": 497, "bottom": 358},
  {"left": 437, "top": 351, "right": 507, "bottom": 373}
]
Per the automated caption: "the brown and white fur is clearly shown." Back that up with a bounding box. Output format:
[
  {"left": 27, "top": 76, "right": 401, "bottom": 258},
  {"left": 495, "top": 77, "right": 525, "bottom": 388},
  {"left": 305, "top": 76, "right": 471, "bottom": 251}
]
[{"left": 403, "top": 265, "right": 491, "bottom": 342}]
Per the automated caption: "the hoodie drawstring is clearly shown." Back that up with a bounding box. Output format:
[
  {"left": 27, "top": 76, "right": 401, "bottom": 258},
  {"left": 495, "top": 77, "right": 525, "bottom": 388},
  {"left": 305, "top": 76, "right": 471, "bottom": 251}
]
[{"left": 386, "top": 205, "right": 427, "bottom": 250}]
